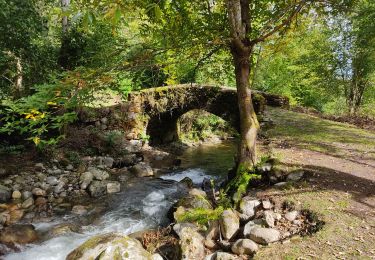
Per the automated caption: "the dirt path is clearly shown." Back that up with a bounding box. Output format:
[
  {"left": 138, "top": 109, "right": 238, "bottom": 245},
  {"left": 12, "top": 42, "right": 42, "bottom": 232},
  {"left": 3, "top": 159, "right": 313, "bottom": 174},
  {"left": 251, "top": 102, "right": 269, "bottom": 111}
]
[{"left": 255, "top": 108, "right": 375, "bottom": 260}]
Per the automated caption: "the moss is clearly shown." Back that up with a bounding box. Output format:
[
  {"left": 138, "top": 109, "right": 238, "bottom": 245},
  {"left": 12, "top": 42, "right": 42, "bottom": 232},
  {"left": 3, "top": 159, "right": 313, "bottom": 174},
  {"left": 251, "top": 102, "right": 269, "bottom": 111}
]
[
  {"left": 176, "top": 207, "right": 224, "bottom": 226},
  {"left": 176, "top": 195, "right": 213, "bottom": 210}
]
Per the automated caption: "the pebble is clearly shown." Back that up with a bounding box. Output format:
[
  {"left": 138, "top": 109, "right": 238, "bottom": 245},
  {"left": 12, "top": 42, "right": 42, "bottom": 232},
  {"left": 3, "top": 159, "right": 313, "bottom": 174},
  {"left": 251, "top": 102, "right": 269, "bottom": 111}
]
[
  {"left": 21, "top": 198, "right": 34, "bottom": 208},
  {"left": 12, "top": 190, "right": 22, "bottom": 200},
  {"left": 32, "top": 188, "right": 46, "bottom": 197}
]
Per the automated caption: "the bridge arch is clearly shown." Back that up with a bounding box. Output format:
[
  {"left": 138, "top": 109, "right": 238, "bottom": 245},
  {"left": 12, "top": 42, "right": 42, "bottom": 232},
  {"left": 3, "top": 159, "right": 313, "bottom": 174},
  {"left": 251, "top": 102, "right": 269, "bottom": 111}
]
[{"left": 129, "top": 84, "right": 267, "bottom": 145}]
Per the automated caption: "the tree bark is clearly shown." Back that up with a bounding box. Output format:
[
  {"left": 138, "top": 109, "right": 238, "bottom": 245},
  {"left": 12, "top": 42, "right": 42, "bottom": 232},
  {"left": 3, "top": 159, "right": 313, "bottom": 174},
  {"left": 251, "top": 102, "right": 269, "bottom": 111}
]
[{"left": 227, "top": 0, "right": 259, "bottom": 169}]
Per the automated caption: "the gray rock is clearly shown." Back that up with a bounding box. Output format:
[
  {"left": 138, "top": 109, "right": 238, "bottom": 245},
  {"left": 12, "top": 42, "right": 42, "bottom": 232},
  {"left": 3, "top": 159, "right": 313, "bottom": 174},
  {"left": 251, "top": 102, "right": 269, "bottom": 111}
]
[
  {"left": 206, "top": 220, "right": 220, "bottom": 241},
  {"left": 248, "top": 227, "right": 280, "bottom": 245},
  {"left": 36, "top": 173, "right": 47, "bottom": 182},
  {"left": 216, "top": 252, "right": 240, "bottom": 260},
  {"left": 274, "top": 182, "right": 287, "bottom": 187},
  {"left": 22, "top": 191, "right": 32, "bottom": 200},
  {"left": 88, "top": 181, "right": 107, "bottom": 198},
  {"left": 72, "top": 205, "right": 88, "bottom": 215},
  {"left": 88, "top": 167, "right": 110, "bottom": 181},
  {"left": 287, "top": 170, "right": 304, "bottom": 181},
  {"left": 66, "top": 233, "right": 154, "bottom": 260},
  {"left": 264, "top": 210, "right": 275, "bottom": 227},
  {"left": 243, "top": 221, "right": 258, "bottom": 237},
  {"left": 0, "top": 185, "right": 11, "bottom": 202},
  {"left": 106, "top": 181, "right": 121, "bottom": 193},
  {"left": 46, "top": 176, "right": 58, "bottom": 186},
  {"left": 220, "top": 209, "right": 240, "bottom": 240},
  {"left": 130, "top": 163, "right": 154, "bottom": 177},
  {"left": 12, "top": 190, "right": 22, "bottom": 200},
  {"left": 285, "top": 210, "right": 299, "bottom": 221},
  {"left": 34, "top": 163, "right": 45, "bottom": 170},
  {"left": 22, "top": 197, "right": 34, "bottom": 208},
  {"left": 262, "top": 200, "right": 272, "bottom": 210},
  {"left": 178, "top": 227, "right": 205, "bottom": 260},
  {"left": 173, "top": 223, "right": 198, "bottom": 237},
  {"left": 231, "top": 239, "right": 258, "bottom": 255},
  {"left": 189, "top": 188, "right": 207, "bottom": 197},
  {"left": 239, "top": 197, "right": 260, "bottom": 218},
  {"left": 66, "top": 164, "right": 74, "bottom": 170},
  {"left": 80, "top": 172, "right": 94, "bottom": 190},
  {"left": 54, "top": 181, "right": 66, "bottom": 194},
  {"left": 32, "top": 187, "right": 46, "bottom": 196},
  {"left": 103, "top": 157, "right": 114, "bottom": 168}
]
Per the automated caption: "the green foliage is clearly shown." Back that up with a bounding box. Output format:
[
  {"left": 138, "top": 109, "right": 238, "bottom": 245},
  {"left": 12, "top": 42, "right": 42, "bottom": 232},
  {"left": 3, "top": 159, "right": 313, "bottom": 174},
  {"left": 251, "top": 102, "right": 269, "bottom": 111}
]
[
  {"left": 176, "top": 206, "right": 224, "bottom": 226},
  {"left": 0, "top": 82, "right": 78, "bottom": 147},
  {"left": 179, "top": 110, "right": 236, "bottom": 142}
]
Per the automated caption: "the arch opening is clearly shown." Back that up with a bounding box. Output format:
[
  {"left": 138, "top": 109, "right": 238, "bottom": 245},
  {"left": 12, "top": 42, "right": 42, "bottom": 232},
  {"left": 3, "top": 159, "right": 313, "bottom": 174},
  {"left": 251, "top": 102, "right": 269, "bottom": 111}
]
[{"left": 146, "top": 109, "right": 239, "bottom": 145}]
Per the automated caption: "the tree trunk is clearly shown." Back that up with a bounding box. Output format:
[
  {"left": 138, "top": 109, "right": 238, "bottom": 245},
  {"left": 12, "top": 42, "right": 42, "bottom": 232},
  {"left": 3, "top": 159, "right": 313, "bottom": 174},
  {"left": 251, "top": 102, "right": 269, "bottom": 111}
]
[
  {"left": 15, "top": 56, "right": 23, "bottom": 97},
  {"left": 59, "top": 0, "right": 70, "bottom": 69},
  {"left": 227, "top": 0, "right": 259, "bottom": 169},
  {"left": 61, "top": 0, "right": 70, "bottom": 33}
]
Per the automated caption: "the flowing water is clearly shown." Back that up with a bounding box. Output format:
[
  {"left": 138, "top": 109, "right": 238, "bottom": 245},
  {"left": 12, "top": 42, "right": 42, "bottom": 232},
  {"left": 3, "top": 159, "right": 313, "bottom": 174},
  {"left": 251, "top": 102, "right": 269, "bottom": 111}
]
[{"left": 5, "top": 141, "right": 236, "bottom": 260}]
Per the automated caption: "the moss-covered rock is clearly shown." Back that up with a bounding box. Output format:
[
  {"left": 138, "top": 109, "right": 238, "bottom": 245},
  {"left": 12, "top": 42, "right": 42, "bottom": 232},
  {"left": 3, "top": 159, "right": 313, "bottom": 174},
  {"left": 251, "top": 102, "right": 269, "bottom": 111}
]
[{"left": 66, "top": 233, "right": 154, "bottom": 260}]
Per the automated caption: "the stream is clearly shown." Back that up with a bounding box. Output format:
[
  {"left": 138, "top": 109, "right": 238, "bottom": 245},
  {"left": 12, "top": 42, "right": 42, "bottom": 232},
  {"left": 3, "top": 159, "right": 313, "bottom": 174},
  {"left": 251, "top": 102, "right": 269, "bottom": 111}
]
[{"left": 5, "top": 141, "right": 236, "bottom": 260}]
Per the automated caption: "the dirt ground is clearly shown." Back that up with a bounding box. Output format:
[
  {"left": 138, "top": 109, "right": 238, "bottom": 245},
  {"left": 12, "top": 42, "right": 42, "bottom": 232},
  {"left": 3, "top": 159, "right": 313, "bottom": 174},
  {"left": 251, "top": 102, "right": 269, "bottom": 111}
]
[{"left": 255, "top": 107, "right": 375, "bottom": 260}]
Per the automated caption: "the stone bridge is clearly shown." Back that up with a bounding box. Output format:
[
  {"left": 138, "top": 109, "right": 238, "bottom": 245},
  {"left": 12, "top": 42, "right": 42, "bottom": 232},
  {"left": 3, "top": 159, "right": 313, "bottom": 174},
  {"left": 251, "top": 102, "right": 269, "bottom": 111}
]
[{"left": 79, "top": 84, "right": 289, "bottom": 145}]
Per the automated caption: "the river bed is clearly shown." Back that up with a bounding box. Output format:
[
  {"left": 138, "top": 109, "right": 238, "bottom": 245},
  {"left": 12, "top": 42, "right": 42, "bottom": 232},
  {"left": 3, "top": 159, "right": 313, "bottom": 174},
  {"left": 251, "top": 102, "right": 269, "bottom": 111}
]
[{"left": 5, "top": 141, "right": 236, "bottom": 260}]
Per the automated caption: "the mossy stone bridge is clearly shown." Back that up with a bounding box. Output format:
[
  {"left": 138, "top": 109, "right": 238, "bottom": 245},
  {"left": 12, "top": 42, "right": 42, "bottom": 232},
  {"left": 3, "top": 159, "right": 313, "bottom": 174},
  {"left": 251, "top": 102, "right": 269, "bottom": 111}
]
[{"left": 79, "top": 84, "right": 289, "bottom": 145}]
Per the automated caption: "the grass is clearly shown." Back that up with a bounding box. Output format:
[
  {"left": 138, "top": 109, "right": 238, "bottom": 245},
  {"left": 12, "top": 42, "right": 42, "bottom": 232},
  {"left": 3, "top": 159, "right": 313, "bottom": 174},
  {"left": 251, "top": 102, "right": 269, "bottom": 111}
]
[
  {"left": 266, "top": 107, "right": 375, "bottom": 159},
  {"left": 254, "top": 107, "right": 375, "bottom": 259}
]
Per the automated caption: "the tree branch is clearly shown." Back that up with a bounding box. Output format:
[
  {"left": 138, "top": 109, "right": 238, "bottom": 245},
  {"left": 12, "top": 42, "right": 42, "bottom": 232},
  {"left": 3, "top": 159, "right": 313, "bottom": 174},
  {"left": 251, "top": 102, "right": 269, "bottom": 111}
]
[{"left": 251, "top": 0, "right": 310, "bottom": 44}]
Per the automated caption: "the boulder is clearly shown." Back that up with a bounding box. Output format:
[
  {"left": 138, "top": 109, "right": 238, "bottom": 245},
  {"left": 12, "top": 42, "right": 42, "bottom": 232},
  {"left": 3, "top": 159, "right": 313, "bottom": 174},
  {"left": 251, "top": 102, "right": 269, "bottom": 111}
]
[
  {"left": 103, "top": 157, "right": 114, "bottom": 168},
  {"left": 88, "top": 181, "right": 107, "bottom": 198},
  {"left": 0, "top": 224, "right": 38, "bottom": 244},
  {"left": 80, "top": 172, "right": 94, "bottom": 190},
  {"left": 286, "top": 170, "right": 304, "bottom": 181},
  {"left": 231, "top": 239, "right": 258, "bottom": 255},
  {"left": 220, "top": 209, "right": 240, "bottom": 240},
  {"left": 66, "top": 233, "right": 153, "bottom": 260},
  {"left": 243, "top": 221, "right": 258, "bottom": 237},
  {"left": 216, "top": 252, "right": 240, "bottom": 260},
  {"left": 130, "top": 163, "right": 154, "bottom": 177},
  {"left": 88, "top": 167, "right": 110, "bottom": 181},
  {"left": 178, "top": 227, "right": 205, "bottom": 260},
  {"left": 0, "top": 185, "right": 11, "bottom": 202},
  {"left": 285, "top": 211, "right": 299, "bottom": 222},
  {"left": 176, "top": 195, "right": 212, "bottom": 210},
  {"left": 239, "top": 197, "right": 260, "bottom": 218},
  {"left": 49, "top": 223, "right": 80, "bottom": 237},
  {"left": 72, "top": 205, "right": 88, "bottom": 215},
  {"left": 107, "top": 181, "right": 121, "bottom": 193},
  {"left": 248, "top": 227, "right": 280, "bottom": 245},
  {"left": 189, "top": 188, "right": 207, "bottom": 197},
  {"left": 173, "top": 223, "right": 198, "bottom": 237}
]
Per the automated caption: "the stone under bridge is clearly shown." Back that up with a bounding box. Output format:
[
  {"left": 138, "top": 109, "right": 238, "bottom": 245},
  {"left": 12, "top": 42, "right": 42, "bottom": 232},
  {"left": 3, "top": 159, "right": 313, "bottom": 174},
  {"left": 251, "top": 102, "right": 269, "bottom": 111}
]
[{"left": 78, "top": 84, "right": 289, "bottom": 145}]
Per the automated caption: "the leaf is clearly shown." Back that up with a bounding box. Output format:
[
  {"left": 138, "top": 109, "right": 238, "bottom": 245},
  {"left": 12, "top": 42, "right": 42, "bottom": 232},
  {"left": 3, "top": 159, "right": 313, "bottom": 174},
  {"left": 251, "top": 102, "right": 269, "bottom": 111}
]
[{"left": 154, "top": 5, "right": 162, "bottom": 21}]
